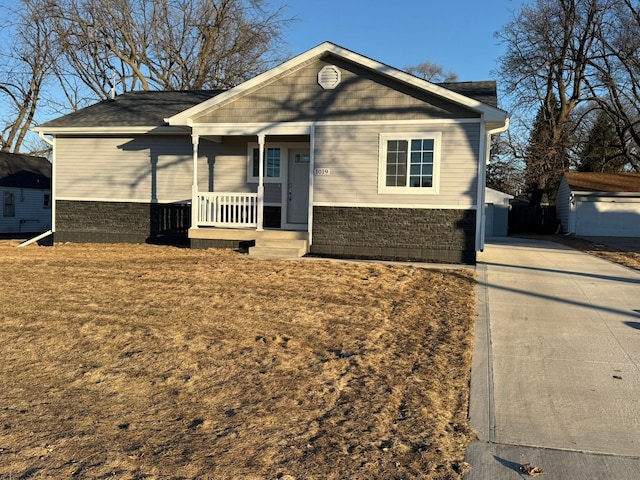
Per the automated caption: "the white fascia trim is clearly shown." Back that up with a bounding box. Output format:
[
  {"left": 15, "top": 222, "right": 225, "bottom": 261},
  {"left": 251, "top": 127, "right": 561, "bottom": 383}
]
[
  {"left": 575, "top": 196, "right": 640, "bottom": 203},
  {"left": 571, "top": 191, "right": 640, "bottom": 198},
  {"left": 57, "top": 197, "right": 191, "bottom": 204},
  {"left": 32, "top": 126, "right": 189, "bottom": 136},
  {"left": 166, "top": 41, "right": 508, "bottom": 126},
  {"left": 313, "top": 201, "right": 477, "bottom": 210},
  {"left": 192, "top": 122, "right": 313, "bottom": 136}
]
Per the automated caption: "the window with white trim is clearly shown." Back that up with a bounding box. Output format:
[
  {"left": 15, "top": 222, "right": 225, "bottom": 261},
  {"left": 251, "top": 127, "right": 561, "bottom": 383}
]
[
  {"left": 378, "top": 132, "right": 441, "bottom": 194},
  {"left": 247, "top": 145, "right": 282, "bottom": 182}
]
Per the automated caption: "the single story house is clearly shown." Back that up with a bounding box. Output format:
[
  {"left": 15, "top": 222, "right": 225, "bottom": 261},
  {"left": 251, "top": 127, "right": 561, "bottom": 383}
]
[
  {"left": 556, "top": 172, "right": 640, "bottom": 237},
  {"left": 485, "top": 187, "right": 513, "bottom": 237},
  {"left": 33, "top": 42, "right": 509, "bottom": 263},
  {"left": 0, "top": 152, "right": 52, "bottom": 235}
]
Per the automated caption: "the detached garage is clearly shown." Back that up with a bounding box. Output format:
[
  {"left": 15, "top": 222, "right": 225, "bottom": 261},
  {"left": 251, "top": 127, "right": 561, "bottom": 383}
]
[{"left": 556, "top": 172, "right": 640, "bottom": 237}]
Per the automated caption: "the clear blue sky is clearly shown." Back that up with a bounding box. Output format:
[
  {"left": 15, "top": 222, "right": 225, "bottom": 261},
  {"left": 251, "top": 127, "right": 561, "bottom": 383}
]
[{"left": 282, "top": 0, "right": 526, "bottom": 82}]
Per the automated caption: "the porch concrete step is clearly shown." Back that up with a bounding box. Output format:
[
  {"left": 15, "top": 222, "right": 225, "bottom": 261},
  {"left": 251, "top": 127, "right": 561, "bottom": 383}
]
[
  {"left": 248, "top": 239, "right": 309, "bottom": 258},
  {"left": 255, "top": 238, "right": 308, "bottom": 249}
]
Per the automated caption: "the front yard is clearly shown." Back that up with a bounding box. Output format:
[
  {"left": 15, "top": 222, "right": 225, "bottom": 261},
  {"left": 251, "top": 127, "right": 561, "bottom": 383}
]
[{"left": 0, "top": 242, "right": 476, "bottom": 479}]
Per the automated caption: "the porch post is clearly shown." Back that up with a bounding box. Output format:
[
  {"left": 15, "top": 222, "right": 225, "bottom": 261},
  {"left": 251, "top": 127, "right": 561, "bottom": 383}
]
[
  {"left": 191, "top": 133, "right": 200, "bottom": 229},
  {"left": 257, "top": 134, "right": 265, "bottom": 231}
]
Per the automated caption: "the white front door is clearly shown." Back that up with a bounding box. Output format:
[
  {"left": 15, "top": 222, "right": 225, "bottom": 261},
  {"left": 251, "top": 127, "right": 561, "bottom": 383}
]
[{"left": 287, "top": 149, "right": 310, "bottom": 225}]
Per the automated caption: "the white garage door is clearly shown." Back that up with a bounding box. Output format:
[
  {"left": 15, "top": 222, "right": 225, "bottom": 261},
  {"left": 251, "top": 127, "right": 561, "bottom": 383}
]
[{"left": 575, "top": 199, "right": 640, "bottom": 237}]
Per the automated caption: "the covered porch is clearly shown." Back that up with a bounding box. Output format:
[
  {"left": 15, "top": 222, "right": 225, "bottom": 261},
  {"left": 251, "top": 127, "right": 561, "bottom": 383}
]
[{"left": 188, "top": 124, "right": 314, "bottom": 256}]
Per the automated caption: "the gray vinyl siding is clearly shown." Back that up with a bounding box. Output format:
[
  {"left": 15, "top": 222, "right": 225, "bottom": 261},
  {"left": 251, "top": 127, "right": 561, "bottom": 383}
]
[
  {"left": 56, "top": 136, "right": 195, "bottom": 202},
  {"left": 55, "top": 136, "right": 248, "bottom": 202},
  {"left": 0, "top": 186, "right": 51, "bottom": 233},
  {"left": 312, "top": 122, "right": 481, "bottom": 207},
  {"left": 55, "top": 135, "right": 294, "bottom": 205},
  {"left": 194, "top": 56, "right": 479, "bottom": 124},
  {"left": 556, "top": 177, "right": 572, "bottom": 233},
  {"left": 205, "top": 138, "right": 250, "bottom": 193}
]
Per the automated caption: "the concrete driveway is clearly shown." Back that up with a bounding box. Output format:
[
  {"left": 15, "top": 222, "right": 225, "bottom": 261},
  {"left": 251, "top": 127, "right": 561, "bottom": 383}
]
[{"left": 465, "top": 237, "right": 640, "bottom": 479}]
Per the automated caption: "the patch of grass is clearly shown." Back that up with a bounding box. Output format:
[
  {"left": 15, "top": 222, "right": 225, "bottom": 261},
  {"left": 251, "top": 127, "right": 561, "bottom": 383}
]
[{"left": 0, "top": 242, "right": 476, "bottom": 479}]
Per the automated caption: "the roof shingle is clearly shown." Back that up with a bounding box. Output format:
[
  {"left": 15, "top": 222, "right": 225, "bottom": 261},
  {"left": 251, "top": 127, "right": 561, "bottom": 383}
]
[
  {"left": 38, "top": 90, "right": 224, "bottom": 128},
  {"left": 0, "top": 152, "right": 51, "bottom": 189},
  {"left": 436, "top": 81, "right": 498, "bottom": 108},
  {"left": 565, "top": 172, "right": 640, "bottom": 193}
]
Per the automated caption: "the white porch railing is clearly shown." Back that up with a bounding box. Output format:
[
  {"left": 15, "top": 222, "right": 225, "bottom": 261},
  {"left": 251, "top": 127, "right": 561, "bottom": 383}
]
[{"left": 197, "top": 192, "right": 258, "bottom": 228}]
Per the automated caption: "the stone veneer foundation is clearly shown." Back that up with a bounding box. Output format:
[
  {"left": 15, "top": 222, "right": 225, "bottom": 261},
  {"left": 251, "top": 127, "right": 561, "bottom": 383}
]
[
  {"left": 54, "top": 200, "right": 190, "bottom": 245},
  {"left": 310, "top": 206, "right": 476, "bottom": 264},
  {"left": 55, "top": 201, "right": 477, "bottom": 263}
]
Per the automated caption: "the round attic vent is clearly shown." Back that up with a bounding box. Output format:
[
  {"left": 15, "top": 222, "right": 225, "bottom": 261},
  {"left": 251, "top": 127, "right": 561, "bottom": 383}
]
[{"left": 318, "top": 65, "right": 341, "bottom": 89}]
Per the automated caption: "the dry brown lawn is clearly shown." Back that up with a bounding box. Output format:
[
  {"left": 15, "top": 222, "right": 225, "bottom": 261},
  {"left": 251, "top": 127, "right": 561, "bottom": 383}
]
[{"left": 0, "top": 241, "right": 476, "bottom": 480}]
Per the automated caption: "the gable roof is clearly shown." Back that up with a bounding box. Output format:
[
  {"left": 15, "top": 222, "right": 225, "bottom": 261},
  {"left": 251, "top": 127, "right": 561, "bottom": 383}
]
[
  {"left": 167, "top": 42, "right": 508, "bottom": 126},
  {"left": 565, "top": 172, "right": 640, "bottom": 193},
  {"left": 34, "top": 42, "right": 508, "bottom": 135},
  {"left": 37, "top": 90, "right": 223, "bottom": 130},
  {"left": 0, "top": 152, "right": 51, "bottom": 189}
]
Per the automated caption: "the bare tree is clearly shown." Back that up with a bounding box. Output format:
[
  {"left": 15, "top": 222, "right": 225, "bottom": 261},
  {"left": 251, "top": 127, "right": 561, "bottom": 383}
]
[
  {"left": 33, "top": 0, "right": 290, "bottom": 102},
  {"left": 586, "top": 0, "right": 640, "bottom": 171},
  {"left": 496, "top": 0, "right": 607, "bottom": 194},
  {"left": 405, "top": 61, "right": 458, "bottom": 83},
  {"left": 0, "top": 1, "right": 55, "bottom": 152}
]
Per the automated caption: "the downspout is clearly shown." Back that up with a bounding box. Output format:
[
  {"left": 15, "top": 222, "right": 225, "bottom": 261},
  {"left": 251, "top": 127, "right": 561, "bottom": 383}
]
[
  {"left": 19, "top": 131, "right": 55, "bottom": 247},
  {"left": 39, "top": 132, "right": 55, "bottom": 230},
  {"left": 476, "top": 118, "right": 510, "bottom": 253}
]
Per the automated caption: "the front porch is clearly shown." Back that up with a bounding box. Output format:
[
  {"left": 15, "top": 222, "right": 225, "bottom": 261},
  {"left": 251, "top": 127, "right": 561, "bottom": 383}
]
[{"left": 187, "top": 129, "right": 313, "bottom": 257}]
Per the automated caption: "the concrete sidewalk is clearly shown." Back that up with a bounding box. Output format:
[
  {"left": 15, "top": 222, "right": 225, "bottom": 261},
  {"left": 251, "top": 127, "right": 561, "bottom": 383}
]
[{"left": 465, "top": 237, "right": 640, "bottom": 479}]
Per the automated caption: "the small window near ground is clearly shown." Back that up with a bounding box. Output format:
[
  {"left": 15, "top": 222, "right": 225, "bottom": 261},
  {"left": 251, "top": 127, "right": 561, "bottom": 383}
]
[
  {"left": 378, "top": 132, "right": 441, "bottom": 194},
  {"left": 44, "top": 193, "right": 51, "bottom": 209},
  {"left": 3, "top": 191, "right": 15, "bottom": 217}
]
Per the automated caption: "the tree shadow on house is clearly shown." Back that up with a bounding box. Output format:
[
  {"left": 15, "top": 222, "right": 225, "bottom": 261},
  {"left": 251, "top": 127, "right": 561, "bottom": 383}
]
[{"left": 117, "top": 135, "right": 217, "bottom": 246}]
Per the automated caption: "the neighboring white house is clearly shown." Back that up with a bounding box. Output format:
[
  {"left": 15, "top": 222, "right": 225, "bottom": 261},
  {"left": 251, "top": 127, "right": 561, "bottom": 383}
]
[
  {"left": 485, "top": 187, "right": 513, "bottom": 237},
  {"left": 556, "top": 172, "right": 640, "bottom": 237},
  {"left": 0, "top": 152, "right": 52, "bottom": 235}
]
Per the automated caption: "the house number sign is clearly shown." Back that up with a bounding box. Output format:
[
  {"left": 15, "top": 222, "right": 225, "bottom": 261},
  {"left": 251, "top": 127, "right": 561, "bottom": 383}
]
[{"left": 314, "top": 168, "right": 330, "bottom": 175}]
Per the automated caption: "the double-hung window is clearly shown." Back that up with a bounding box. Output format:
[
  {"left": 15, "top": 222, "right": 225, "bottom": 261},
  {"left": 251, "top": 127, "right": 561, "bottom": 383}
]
[
  {"left": 378, "top": 132, "right": 441, "bottom": 194},
  {"left": 247, "top": 145, "right": 282, "bottom": 182}
]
